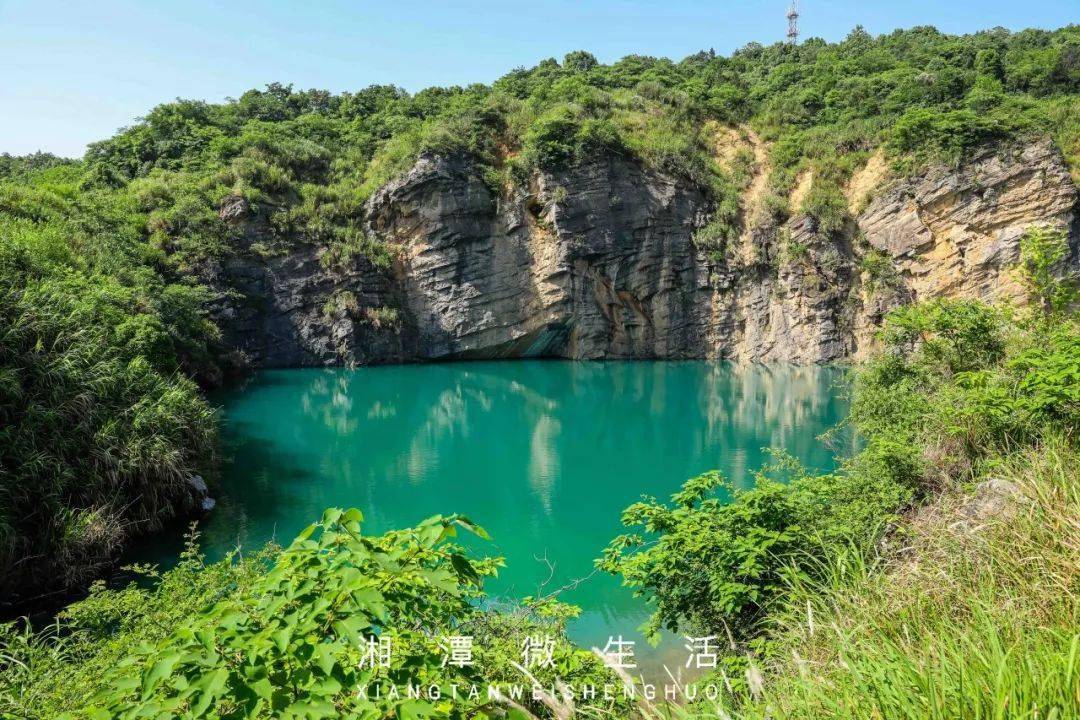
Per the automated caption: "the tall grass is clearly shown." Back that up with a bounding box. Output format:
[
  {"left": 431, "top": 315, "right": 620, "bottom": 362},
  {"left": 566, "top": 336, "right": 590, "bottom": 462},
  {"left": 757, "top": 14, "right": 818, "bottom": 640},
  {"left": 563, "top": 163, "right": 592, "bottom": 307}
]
[
  {"left": 730, "top": 439, "right": 1080, "bottom": 720},
  {"left": 0, "top": 196, "right": 217, "bottom": 604},
  {"left": 0, "top": 530, "right": 275, "bottom": 718}
]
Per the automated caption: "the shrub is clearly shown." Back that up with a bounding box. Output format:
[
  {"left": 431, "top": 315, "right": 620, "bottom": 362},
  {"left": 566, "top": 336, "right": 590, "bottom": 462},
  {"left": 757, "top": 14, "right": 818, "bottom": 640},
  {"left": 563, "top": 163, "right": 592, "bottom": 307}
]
[
  {"left": 0, "top": 211, "right": 217, "bottom": 600},
  {"left": 722, "top": 439, "right": 1080, "bottom": 720},
  {"left": 321, "top": 290, "right": 358, "bottom": 319},
  {"left": 602, "top": 283, "right": 1078, "bottom": 649},
  {"left": 858, "top": 247, "right": 900, "bottom": 294},
  {"left": 1, "top": 513, "right": 626, "bottom": 719},
  {"left": 1018, "top": 225, "right": 1079, "bottom": 317},
  {"left": 878, "top": 298, "right": 1006, "bottom": 375},
  {"left": 888, "top": 108, "right": 1027, "bottom": 164},
  {"left": 364, "top": 306, "right": 400, "bottom": 329},
  {"left": 801, "top": 180, "right": 848, "bottom": 237},
  {"left": 783, "top": 235, "right": 810, "bottom": 265},
  {"left": 522, "top": 107, "right": 582, "bottom": 168},
  {"left": 598, "top": 472, "right": 804, "bottom": 639}
]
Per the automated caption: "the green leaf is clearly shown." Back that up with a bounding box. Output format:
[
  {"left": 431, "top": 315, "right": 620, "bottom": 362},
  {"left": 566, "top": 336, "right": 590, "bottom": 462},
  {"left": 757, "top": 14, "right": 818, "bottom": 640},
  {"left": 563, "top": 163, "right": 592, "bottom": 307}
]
[
  {"left": 188, "top": 667, "right": 230, "bottom": 716},
  {"left": 449, "top": 553, "right": 481, "bottom": 584},
  {"left": 140, "top": 652, "right": 181, "bottom": 699},
  {"left": 249, "top": 677, "right": 274, "bottom": 700},
  {"left": 284, "top": 699, "right": 337, "bottom": 719},
  {"left": 397, "top": 699, "right": 436, "bottom": 720},
  {"left": 453, "top": 516, "right": 491, "bottom": 540},
  {"left": 313, "top": 643, "right": 338, "bottom": 676},
  {"left": 272, "top": 628, "right": 291, "bottom": 652}
]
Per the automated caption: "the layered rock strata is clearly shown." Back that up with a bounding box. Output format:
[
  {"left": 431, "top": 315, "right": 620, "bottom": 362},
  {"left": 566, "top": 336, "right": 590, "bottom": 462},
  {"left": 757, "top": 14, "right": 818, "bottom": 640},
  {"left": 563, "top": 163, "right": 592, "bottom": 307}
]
[{"left": 205, "top": 141, "right": 1078, "bottom": 367}]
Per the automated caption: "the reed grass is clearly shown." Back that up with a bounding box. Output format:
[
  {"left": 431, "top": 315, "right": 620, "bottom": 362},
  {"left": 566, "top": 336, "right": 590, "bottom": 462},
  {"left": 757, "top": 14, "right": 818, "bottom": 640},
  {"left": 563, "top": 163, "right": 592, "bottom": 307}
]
[{"left": 726, "top": 439, "right": 1080, "bottom": 719}]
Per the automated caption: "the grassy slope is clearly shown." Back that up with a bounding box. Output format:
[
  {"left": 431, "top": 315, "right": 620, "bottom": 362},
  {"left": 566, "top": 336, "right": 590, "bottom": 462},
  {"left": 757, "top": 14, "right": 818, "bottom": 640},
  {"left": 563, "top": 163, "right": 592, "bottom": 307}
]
[{"left": 735, "top": 439, "right": 1079, "bottom": 719}]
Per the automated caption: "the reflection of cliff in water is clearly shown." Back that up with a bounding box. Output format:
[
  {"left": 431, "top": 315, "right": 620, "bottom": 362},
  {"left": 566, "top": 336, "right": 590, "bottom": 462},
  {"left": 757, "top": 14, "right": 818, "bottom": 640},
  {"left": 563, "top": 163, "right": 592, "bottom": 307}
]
[
  {"left": 699, "top": 363, "right": 853, "bottom": 488},
  {"left": 293, "top": 359, "right": 850, "bottom": 480},
  {"left": 172, "top": 360, "right": 848, "bottom": 664},
  {"left": 283, "top": 362, "right": 850, "bottom": 525}
]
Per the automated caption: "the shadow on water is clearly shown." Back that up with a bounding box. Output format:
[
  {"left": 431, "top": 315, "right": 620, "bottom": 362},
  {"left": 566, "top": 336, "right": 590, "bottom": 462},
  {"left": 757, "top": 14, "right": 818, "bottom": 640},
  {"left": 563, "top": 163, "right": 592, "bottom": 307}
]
[
  {"left": 122, "top": 421, "right": 320, "bottom": 569},
  {"left": 127, "top": 360, "right": 852, "bottom": 676}
]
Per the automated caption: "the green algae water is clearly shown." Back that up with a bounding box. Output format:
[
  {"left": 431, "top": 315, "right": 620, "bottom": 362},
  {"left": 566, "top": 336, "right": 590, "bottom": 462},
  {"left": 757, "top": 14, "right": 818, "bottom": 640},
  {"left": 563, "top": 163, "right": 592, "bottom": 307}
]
[{"left": 135, "top": 361, "right": 850, "bottom": 671}]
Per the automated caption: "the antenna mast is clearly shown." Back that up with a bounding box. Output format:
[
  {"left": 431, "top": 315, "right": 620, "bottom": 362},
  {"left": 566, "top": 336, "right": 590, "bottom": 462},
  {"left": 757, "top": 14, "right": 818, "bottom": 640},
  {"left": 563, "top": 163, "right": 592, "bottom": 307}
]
[{"left": 787, "top": 1, "right": 800, "bottom": 45}]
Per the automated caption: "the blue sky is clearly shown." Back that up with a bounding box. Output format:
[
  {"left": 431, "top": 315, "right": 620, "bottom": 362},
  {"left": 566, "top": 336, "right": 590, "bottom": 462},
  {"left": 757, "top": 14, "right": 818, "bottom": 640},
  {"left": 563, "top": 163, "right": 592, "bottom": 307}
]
[{"left": 1, "top": 0, "right": 1076, "bottom": 157}]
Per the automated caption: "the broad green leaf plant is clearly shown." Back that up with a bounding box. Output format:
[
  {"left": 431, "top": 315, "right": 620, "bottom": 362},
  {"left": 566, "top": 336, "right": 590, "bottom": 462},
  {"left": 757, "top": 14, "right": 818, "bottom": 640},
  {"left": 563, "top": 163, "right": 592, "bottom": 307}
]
[{"left": 78, "top": 510, "right": 493, "bottom": 719}]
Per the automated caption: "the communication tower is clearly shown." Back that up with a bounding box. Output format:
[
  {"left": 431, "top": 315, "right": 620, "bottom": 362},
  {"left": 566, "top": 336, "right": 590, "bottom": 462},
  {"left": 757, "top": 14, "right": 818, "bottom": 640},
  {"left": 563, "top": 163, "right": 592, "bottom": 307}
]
[{"left": 787, "top": 1, "right": 800, "bottom": 45}]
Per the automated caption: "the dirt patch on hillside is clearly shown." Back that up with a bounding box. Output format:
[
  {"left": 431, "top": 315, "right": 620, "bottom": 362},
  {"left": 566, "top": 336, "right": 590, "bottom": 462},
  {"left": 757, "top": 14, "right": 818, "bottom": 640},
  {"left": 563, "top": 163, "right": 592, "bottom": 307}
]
[
  {"left": 790, "top": 168, "right": 814, "bottom": 214},
  {"left": 846, "top": 151, "right": 890, "bottom": 214}
]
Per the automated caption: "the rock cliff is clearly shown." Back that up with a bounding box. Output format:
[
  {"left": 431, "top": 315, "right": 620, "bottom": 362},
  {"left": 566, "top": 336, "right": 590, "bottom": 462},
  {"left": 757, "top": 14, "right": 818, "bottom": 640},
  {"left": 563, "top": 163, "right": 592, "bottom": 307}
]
[{"left": 204, "top": 140, "right": 1078, "bottom": 368}]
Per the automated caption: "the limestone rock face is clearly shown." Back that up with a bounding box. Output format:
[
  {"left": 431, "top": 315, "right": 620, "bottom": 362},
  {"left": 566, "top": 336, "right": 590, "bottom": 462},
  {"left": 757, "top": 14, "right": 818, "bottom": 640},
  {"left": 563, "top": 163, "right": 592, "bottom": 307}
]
[
  {"left": 202, "top": 216, "right": 411, "bottom": 369},
  {"left": 854, "top": 140, "right": 1078, "bottom": 357},
  {"left": 736, "top": 217, "right": 861, "bottom": 363},
  {"left": 366, "top": 154, "right": 714, "bottom": 360},
  {"left": 859, "top": 141, "right": 1077, "bottom": 303},
  {"left": 204, "top": 142, "right": 1078, "bottom": 368}
]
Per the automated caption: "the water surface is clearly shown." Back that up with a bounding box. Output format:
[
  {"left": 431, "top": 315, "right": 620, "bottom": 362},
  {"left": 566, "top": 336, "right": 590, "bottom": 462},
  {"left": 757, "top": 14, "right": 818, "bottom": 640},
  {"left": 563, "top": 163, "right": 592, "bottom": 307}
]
[{"left": 136, "top": 361, "right": 850, "bottom": 672}]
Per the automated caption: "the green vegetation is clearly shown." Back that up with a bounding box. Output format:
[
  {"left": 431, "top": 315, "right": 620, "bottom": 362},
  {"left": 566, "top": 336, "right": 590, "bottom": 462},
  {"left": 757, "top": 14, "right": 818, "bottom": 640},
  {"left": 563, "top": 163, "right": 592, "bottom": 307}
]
[
  {"left": 46, "top": 24, "right": 1080, "bottom": 270},
  {"left": 0, "top": 160, "right": 221, "bottom": 602},
  {"left": 599, "top": 229, "right": 1080, "bottom": 717},
  {"left": 729, "top": 440, "right": 1080, "bottom": 719},
  {"left": 857, "top": 246, "right": 901, "bottom": 294},
  {"left": 1019, "top": 225, "right": 1079, "bottom": 315},
  {"left": 1, "top": 22, "right": 1079, "bottom": 720},
  {"left": 364, "top": 306, "right": 401, "bottom": 329},
  {"left": 1, "top": 514, "right": 624, "bottom": 719}
]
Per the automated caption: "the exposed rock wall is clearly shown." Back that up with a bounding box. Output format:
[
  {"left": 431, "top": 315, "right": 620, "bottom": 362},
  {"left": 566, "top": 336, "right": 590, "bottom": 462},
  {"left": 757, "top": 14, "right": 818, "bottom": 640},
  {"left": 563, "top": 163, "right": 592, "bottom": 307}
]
[
  {"left": 204, "top": 140, "right": 1078, "bottom": 368},
  {"left": 201, "top": 203, "right": 413, "bottom": 369},
  {"left": 367, "top": 154, "right": 717, "bottom": 361},
  {"left": 860, "top": 143, "right": 1077, "bottom": 300},
  {"left": 852, "top": 141, "right": 1079, "bottom": 358}
]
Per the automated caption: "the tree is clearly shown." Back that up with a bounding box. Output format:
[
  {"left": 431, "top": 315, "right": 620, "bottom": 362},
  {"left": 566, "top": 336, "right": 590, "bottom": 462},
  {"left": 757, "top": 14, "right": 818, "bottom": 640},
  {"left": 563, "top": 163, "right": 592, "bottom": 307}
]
[{"left": 563, "top": 50, "right": 599, "bottom": 73}]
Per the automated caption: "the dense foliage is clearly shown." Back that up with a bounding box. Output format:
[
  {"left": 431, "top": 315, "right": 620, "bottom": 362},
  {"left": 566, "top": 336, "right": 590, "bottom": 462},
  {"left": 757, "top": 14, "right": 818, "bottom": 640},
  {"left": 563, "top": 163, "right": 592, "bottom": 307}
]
[
  {"left": 64, "top": 24, "right": 1080, "bottom": 267},
  {"left": 0, "top": 512, "right": 624, "bottom": 719},
  {"left": 599, "top": 227, "right": 1080, "bottom": 717},
  {"left": 730, "top": 439, "right": 1080, "bottom": 719},
  {"left": 0, "top": 161, "right": 221, "bottom": 602}
]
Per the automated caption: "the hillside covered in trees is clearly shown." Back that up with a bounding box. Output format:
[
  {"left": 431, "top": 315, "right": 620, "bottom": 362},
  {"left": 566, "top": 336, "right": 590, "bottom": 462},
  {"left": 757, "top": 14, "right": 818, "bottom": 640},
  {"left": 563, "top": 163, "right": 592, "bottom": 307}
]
[{"left": 0, "top": 23, "right": 1078, "bottom": 719}]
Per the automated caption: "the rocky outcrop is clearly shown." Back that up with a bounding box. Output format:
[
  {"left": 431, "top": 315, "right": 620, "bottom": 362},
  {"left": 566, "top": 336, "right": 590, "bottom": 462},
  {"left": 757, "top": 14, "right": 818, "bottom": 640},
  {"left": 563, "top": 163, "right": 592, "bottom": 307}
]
[
  {"left": 368, "top": 154, "right": 715, "bottom": 360},
  {"left": 860, "top": 143, "right": 1077, "bottom": 300},
  {"left": 203, "top": 140, "right": 1078, "bottom": 368},
  {"left": 202, "top": 199, "right": 412, "bottom": 369},
  {"left": 852, "top": 140, "right": 1079, "bottom": 357},
  {"left": 730, "top": 218, "right": 862, "bottom": 363}
]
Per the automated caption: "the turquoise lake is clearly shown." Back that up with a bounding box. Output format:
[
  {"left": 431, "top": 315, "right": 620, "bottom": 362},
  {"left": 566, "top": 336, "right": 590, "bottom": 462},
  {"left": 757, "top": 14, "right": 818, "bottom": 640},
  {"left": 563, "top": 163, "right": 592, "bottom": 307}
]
[{"left": 134, "top": 361, "right": 851, "bottom": 672}]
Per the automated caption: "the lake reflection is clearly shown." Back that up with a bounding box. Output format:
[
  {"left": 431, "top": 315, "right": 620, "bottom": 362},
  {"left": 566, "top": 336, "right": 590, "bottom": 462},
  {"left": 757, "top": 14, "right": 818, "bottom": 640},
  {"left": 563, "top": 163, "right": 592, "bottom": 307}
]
[{"left": 134, "top": 361, "right": 851, "bottom": 672}]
